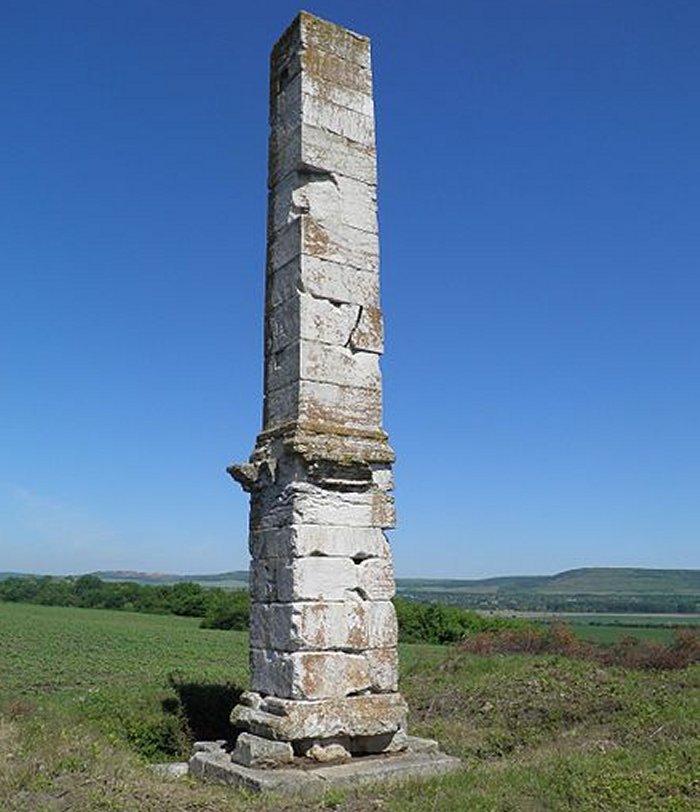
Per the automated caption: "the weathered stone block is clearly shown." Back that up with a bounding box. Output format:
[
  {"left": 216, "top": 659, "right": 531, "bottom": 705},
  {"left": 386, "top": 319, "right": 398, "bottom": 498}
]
[
  {"left": 303, "top": 70, "right": 373, "bottom": 117},
  {"left": 271, "top": 13, "right": 371, "bottom": 82},
  {"left": 268, "top": 255, "right": 379, "bottom": 311},
  {"left": 349, "top": 305, "right": 383, "bottom": 353},
  {"left": 297, "top": 379, "right": 383, "bottom": 431},
  {"left": 268, "top": 217, "right": 302, "bottom": 270},
  {"left": 301, "top": 340, "right": 381, "bottom": 388},
  {"left": 275, "top": 80, "right": 375, "bottom": 147},
  {"left": 370, "top": 465, "right": 394, "bottom": 491},
  {"left": 250, "top": 478, "right": 395, "bottom": 532},
  {"left": 302, "top": 216, "right": 379, "bottom": 271},
  {"left": 299, "top": 12, "right": 371, "bottom": 70},
  {"left": 263, "top": 379, "right": 299, "bottom": 427},
  {"left": 302, "top": 95, "right": 375, "bottom": 147},
  {"left": 271, "top": 169, "right": 377, "bottom": 236},
  {"left": 251, "top": 649, "right": 370, "bottom": 700},
  {"left": 232, "top": 691, "right": 407, "bottom": 741},
  {"left": 250, "top": 601, "right": 369, "bottom": 652},
  {"left": 304, "top": 742, "right": 351, "bottom": 763},
  {"left": 366, "top": 648, "right": 399, "bottom": 692},
  {"left": 366, "top": 601, "right": 398, "bottom": 648},
  {"left": 266, "top": 339, "right": 381, "bottom": 393},
  {"left": 358, "top": 557, "right": 395, "bottom": 600},
  {"left": 268, "top": 218, "right": 379, "bottom": 273},
  {"left": 267, "top": 293, "right": 360, "bottom": 353},
  {"left": 286, "top": 483, "right": 394, "bottom": 529},
  {"left": 250, "top": 556, "right": 357, "bottom": 602},
  {"left": 250, "top": 525, "right": 390, "bottom": 560},
  {"left": 269, "top": 124, "right": 377, "bottom": 187},
  {"left": 231, "top": 732, "right": 294, "bottom": 768}
]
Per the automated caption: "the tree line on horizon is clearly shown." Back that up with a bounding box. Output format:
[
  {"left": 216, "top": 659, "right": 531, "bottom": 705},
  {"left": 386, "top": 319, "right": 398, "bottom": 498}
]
[{"left": 0, "top": 574, "right": 528, "bottom": 645}]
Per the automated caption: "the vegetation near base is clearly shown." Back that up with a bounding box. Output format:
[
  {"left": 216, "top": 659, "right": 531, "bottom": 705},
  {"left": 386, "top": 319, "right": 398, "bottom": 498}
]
[{"left": 1, "top": 601, "right": 698, "bottom": 811}]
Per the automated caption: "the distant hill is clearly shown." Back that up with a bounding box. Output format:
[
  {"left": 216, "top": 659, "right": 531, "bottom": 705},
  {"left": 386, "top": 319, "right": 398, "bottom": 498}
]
[
  {"left": 80, "top": 567, "right": 700, "bottom": 597},
  {"left": 2, "top": 567, "right": 698, "bottom": 597},
  {"left": 398, "top": 568, "right": 700, "bottom": 596},
  {"left": 91, "top": 570, "right": 250, "bottom": 590}
]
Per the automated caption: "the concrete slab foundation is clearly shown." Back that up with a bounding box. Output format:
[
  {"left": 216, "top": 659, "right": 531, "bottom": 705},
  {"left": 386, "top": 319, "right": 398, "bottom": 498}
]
[{"left": 188, "top": 737, "right": 461, "bottom": 796}]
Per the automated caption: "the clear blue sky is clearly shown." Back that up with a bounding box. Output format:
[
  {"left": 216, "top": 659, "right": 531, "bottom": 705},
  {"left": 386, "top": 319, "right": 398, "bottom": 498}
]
[{"left": 2, "top": 0, "right": 698, "bottom": 578}]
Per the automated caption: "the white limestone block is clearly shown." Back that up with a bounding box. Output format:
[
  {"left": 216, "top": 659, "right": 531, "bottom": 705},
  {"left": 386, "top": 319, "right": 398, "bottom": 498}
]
[
  {"left": 270, "top": 168, "right": 338, "bottom": 233},
  {"left": 348, "top": 304, "right": 384, "bottom": 353},
  {"left": 250, "top": 525, "right": 390, "bottom": 560},
  {"left": 268, "top": 256, "right": 379, "bottom": 310},
  {"left": 302, "top": 216, "right": 379, "bottom": 271},
  {"left": 302, "top": 340, "right": 380, "bottom": 388},
  {"left": 371, "top": 465, "right": 394, "bottom": 492},
  {"left": 297, "top": 378, "right": 383, "bottom": 431},
  {"left": 298, "top": 13, "right": 372, "bottom": 70},
  {"left": 281, "top": 557, "right": 355, "bottom": 601},
  {"left": 304, "top": 742, "right": 351, "bottom": 762},
  {"left": 250, "top": 600, "right": 369, "bottom": 651},
  {"left": 303, "top": 72, "right": 374, "bottom": 117},
  {"left": 269, "top": 218, "right": 302, "bottom": 271},
  {"left": 367, "top": 601, "right": 399, "bottom": 648},
  {"left": 301, "top": 93, "right": 375, "bottom": 146},
  {"left": 358, "top": 557, "right": 396, "bottom": 600},
  {"left": 250, "top": 555, "right": 356, "bottom": 602},
  {"left": 263, "top": 379, "right": 299, "bottom": 426},
  {"left": 271, "top": 170, "right": 377, "bottom": 236},
  {"left": 249, "top": 525, "right": 386, "bottom": 560},
  {"left": 271, "top": 171, "right": 377, "bottom": 238},
  {"left": 253, "top": 481, "right": 395, "bottom": 531},
  {"left": 230, "top": 732, "right": 293, "bottom": 767},
  {"left": 267, "top": 293, "right": 360, "bottom": 353},
  {"left": 277, "top": 82, "right": 375, "bottom": 147},
  {"left": 269, "top": 124, "right": 377, "bottom": 187},
  {"left": 335, "top": 175, "right": 378, "bottom": 234},
  {"left": 268, "top": 217, "right": 379, "bottom": 273},
  {"left": 232, "top": 692, "right": 407, "bottom": 742},
  {"left": 289, "top": 484, "right": 394, "bottom": 529},
  {"left": 365, "top": 648, "right": 399, "bottom": 692},
  {"left": 266, "top": 339, "right": 381, "bottom": 392},
  {"left": 250, "top": 649, "right": 371, "bottom": 700}
]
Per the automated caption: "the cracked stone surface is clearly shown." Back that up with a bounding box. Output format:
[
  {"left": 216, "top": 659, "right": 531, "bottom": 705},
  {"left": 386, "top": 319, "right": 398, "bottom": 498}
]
[{"left": 226, "top": 11, "right": 407, "bottom": 760}]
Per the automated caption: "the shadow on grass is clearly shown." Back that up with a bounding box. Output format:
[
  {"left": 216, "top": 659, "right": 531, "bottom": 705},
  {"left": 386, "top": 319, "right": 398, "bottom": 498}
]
[{"left": 164, "top": 675, "right": 244, "bottom": 742}]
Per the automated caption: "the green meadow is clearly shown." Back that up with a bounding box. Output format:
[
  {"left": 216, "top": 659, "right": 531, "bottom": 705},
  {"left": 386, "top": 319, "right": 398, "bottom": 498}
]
[{"left": 1, "top": 601, "right": 698, "bottom": 811}]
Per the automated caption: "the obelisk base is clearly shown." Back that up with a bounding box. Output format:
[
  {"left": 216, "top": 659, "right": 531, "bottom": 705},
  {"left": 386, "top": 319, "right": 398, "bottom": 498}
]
[{"left": 188, "top": 736, "right": 461, "bottom": 796}]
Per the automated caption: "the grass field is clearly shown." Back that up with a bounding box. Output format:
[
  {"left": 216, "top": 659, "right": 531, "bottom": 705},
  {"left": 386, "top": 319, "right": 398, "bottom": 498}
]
[{"left": 1, "top": 602, "right": 698, "bottom": 811}]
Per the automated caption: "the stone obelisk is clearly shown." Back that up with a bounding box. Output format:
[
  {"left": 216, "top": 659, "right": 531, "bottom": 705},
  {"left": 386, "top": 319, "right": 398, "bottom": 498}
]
[{"left": 227, "top": 12, "right": 406, "bottom": 762}]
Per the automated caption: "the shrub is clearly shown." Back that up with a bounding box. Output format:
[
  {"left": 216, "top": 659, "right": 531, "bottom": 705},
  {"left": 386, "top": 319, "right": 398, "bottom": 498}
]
[
  {"left": 199, "top": 589, "right": 250, "bottom": 630},
  {"left": 457, "top": 623, "right": 700, "bottom": 670},
  {"left": 394, "top": 596, "right": 532, "bottom": 644}
]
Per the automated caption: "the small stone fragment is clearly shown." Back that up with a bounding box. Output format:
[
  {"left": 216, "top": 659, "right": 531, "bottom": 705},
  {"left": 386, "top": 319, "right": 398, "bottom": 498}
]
[
  {"left": 305, "top": 742, "right": 352, "bottom": 763},
  {"left": 231, "top": 732, "right": 294, "bottom": 768}
]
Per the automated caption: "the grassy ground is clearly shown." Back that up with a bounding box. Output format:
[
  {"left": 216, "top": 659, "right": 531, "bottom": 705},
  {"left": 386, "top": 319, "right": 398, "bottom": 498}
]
[{"left": 1, "top": 602, "right": 698, "bottom": 811}]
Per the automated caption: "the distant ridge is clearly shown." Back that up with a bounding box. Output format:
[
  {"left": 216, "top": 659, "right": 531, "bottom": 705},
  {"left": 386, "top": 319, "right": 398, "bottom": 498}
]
[
  {"left": 398, "top": 567, "right": 700, "bottom": 595},
  {"left": 1, "top": 567, "right": 698, "bottom": 595},
  {"left": 90, "top": 570, "right": 250, "bottom": 589}
]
